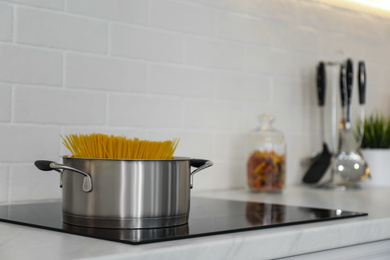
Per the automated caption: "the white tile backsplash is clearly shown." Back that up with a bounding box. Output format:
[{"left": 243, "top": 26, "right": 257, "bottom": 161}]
[
  {"left": 11, "top": 0, "right": 64, "bottom": 10},
  {"left": 382, "top": 67, "right": 390, "bottom": 92},
  {"left": 151, "top": 0, "right": 216, "bottom": 36},
  {"left": 273, "top": 77, "right": 304, "bottom": 105},
  {"left": 66, "top": 53, "right": 147, "bottom": 92},
  {"left": 242, "top": 102, "right": 274, "bottom": 130},
  {"left": 216, "top": 72, "right": 270, "bottom": 102},
  {"left": 384, "top": 21, "right": 390, "bottom": 42},
  {"left": 192, "top": 159, "right": 245, "bottom": 191},
  {"left": 246, "top": 46, "right": 296, "bottom": 76},
  {"left": 0, "top": 84, "right": 11, "bottom": 122},
  {"left": 214, "top": 132, "right": 246, "bottom": 160},
  {"left": 108, "top": 94, "right": 182, "bottom": 127},
  {"left": 246, "top": 0, "right": 299, "bottom": 23},
  {"left": 266, "top": 20, "right": 292, "bottom": 50},
  {"left": 270, "top": 104, "right": 305, "bottom": 134},
  {"left": 67, "top": 0, "right": 148, "bottom": 25},
  {"left": 343, "top": 12, "right": 384, "bottom": 40},
  {"left": 9, "top": 164, "right": 61, "bottom": 202},
  {"left": 177, "top": 132, "right": 215, "bottom": 159},
  {"left": 297, "top": 2, "right": 343, "bottom": 32},
  {"left": 14, "top": 86, "right": 106, "bottom": 125},
  {"left": 289, "top": 25, "right": 321, "bottom": 53},
  {"left": 183, "top": 99, "right": 242, "bottom": 129},
  {"left": 365, "top": 62, "right": 384, "bottom": 90},
  {"left": 0, "top": 125, "right": 60, "bottom": 162},
  {"left": 16, "top": 7, "right": 108, "bottom": 53},
  {"left": 181, "top": 0, "right": 248, "bottom": 12},
  {"left": 0, "top": 3, "right": 13, "bottom": 42},
  {"left": 363, "top": 40, "right": 388, "bottom": 64},
  {"left": 186, "top": 36, "right": 244, "bottom": 70},
  {"left": 0, "top": 0, "right": 389, "bottom": 201},
  {"left": 0, "top": 165, "right": 9, "bottom": 203},
  {"left": 217, "top": 11, "right": 273, "bottom": 46},
  {"left": 0, "top": 44, "right": 62, "bottom": 85},
  {"left": 149, "top": 64, "right": 216, "bottom": 97},
  {"left": 111, "top": 24, "right": 184, "bottom": 62}
]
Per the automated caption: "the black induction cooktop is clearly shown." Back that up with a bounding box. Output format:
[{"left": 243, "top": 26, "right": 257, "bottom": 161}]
[{"left": 0, "top": 197, "right": 367, "bottom": 245}]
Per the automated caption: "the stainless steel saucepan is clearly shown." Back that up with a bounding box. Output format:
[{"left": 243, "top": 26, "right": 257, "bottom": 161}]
[{"left": 35, "top": 156, "right": 213, "bottom": 229}]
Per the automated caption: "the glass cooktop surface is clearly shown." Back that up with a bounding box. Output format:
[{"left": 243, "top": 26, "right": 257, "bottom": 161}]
[{"left": 0, "top": 197, "right": 367, "bottom": 245}]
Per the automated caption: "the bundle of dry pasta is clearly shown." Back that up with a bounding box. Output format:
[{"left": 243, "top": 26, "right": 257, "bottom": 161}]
[{"left": 61, "top": 133, "right": 179, "bottom": 160}]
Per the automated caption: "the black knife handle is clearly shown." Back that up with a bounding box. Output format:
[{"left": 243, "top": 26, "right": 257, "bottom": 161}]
[
  {"left": 339, "top": 64, "right": 346, "bottom": 108},
  {"left": 346, "top": 59, "right": 353, "bottom": 105},
  {"left": 358, "top": 61, "right": 366, "bottom": 105},
  {"left": 317, "top": 62, "right": 326, "bottom": 107}
]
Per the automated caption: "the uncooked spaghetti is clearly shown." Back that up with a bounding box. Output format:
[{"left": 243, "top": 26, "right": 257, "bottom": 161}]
[{"left": 61, "top": 133, "right": 179, "bottom": 160}]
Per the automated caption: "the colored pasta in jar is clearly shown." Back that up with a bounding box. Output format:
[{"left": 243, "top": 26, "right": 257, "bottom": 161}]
[{"left": 246, "top": 150, "right": 285, "bottom": 192}]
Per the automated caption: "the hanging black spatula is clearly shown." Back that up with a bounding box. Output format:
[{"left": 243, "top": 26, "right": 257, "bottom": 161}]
[
  {"left": 302, "top": 62, "right": 332, "bottom": 184},
  {"left": 357, "top": 61, "right": 366, "bottom": 147}
]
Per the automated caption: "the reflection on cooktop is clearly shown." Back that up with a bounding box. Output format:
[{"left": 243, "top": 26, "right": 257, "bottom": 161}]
[{"left": 0, "top": 198, "right": 367, "bottom": 245}]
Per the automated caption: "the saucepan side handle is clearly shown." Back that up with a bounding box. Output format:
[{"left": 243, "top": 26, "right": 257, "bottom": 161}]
[
  {"left": 34, "top": 160, "right": 93, "bottom": 192},
  {"left": 190, "top": 159, "right": 213, "bottom": 189}
]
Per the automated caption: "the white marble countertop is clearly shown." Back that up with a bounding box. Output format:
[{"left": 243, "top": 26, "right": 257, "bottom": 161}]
[{"left": 1, "top": 186, "right": 390, "bottom": 260}]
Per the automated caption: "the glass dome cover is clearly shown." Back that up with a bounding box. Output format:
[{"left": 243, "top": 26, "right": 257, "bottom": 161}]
[{"left": 249, "top": 114, "right": 284, "bottom": 149}]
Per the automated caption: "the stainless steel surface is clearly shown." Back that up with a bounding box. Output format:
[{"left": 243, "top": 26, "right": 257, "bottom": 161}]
[
  {"left": 62, "top": 222, "right": 189, "bottom": 242},
  {"left": 313, "top": 59, "right": 368, "bottom": 189},
  {"left": 330, "top": 62, "right": 338, "bottom": 154},
  {"left": 330, "top": 59, "right": 369, "bottom": 188},
  {"left": 338, "top": 63, "right": 346, "bottom": 152},
  {"left": 50, "top": 162, "right": 93, "bottom": 192},
  {"left": 36, "top": 157, "right": 213, "bottom": 229},
  {"left": 190, "top": 160, "right": 213, "bottom": 188}
]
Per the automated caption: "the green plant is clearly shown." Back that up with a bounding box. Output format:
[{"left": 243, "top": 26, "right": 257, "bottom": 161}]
[{"left": 356, "top": 113, "right": 390, "bottom": 149}]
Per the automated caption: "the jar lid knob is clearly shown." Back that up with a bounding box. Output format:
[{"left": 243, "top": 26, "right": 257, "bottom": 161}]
[{"left": 258, "top": 114, "right": 275, "bottom": 131}]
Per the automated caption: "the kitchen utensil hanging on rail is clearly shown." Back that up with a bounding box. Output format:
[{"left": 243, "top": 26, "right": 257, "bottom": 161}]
[
  {"left": 303, "top": 57, "right": 369, "bottom": 189},
  {"left": 338, "top": 64, "right": 346, "bottom": 152},
  {"left": 332, "top": 59, "right": 369, "bottom": 188},
  {"left": 302, "top": 62, "right": 331, "bottom": 184},
  {"left": 357, "top": 61, "right": 366, "bottom": 147}
]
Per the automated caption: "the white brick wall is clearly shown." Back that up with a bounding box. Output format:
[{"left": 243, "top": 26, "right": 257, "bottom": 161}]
[
  {"left": 66, "top": 53, "right": 147, "bottom": 92},
  {"left": 218, "top": 12, "right": 273, "bottom": 46},
  {"left": 12, "top": 0, "right": 64, "bottom": 10},
  {"left": 0, "top": 84, "right": 11, "bottom": 122},
  {"left": 0, "top": 44, "right": 62, "bottom": 85},
  {"left": 17, "top": 7, "right": 108, "bottom": 53},
  {"left": 108, "top": 94, "right": 182, "bottom": 127},
  {"left": 151, "top": 0, "right": 216, "bottom": 36},
  {"left": 14, "top": 86, "right": 107, "bottom": 124},
  {"left": 0, "top": 0, "right": 389, "bottom": 203},
  {"left": 111, "top": 24, "right": 184, "bottom": 62},
  {"left": 0, "top": 125, "right": 60, "bottom": 162},
  {"left": 149, "top": 64, "right": 216, "bottom": 97},
  {"left": 186, "top": 36, "right": 244, "bottom": 70},
  {"left": 217, "top": 72, "right": 270, "bottom": 102},
  {"left": 0, "top": 3, "right": 13, "bottom": 42},
  {"left": 67, "top": 0, "right": 148, "bottom": 25}
]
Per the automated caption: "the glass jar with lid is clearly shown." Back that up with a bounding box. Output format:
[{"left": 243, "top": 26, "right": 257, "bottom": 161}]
[{"left": 246, "top": 114, "right": 286, "bottom": 192}]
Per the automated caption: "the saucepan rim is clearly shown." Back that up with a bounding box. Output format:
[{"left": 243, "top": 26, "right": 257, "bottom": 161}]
[{"left": 61, "top": 155, "right": 193, "bottom": 162}]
